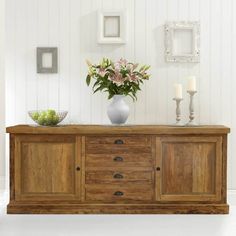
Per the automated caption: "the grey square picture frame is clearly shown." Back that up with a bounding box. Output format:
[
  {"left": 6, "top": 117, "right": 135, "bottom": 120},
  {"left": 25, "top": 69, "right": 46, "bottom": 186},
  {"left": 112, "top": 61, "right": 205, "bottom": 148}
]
[{"left": 37, "top": 47, "right": 58, "bottom": 73}]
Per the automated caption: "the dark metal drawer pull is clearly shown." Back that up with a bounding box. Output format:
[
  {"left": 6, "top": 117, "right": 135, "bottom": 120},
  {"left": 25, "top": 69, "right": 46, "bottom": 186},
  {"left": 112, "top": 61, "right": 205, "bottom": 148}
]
[
  {"left": 114, "top": 139, "right": 124, "bottom": 144},
  {"left": 76, "top": 166, "right": 80, "bottom": 171},
  {"left": 113, "top": 173, "right": 123, "bottom": 179},
  {"left": 156, "top": 167, "right": 161, "bottom": 171},
  {"left": 114, "top": 191, "right": 124, "bottom": 196},
  {"left": 113, "top": 156, "right": 123, "bottom": 162}
]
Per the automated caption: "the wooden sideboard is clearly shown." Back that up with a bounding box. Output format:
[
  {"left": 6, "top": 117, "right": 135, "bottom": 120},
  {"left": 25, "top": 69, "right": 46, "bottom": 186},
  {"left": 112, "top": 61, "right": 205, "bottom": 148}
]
[{"left": 6, "top": 125, "right": 230, "bottom": 214}]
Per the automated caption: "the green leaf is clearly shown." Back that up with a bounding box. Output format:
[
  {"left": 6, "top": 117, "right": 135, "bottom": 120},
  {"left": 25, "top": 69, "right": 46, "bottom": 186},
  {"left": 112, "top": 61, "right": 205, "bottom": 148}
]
[
  {"left": 93, "top": 86, "right": 103, "bottom": 94},
  {"left": 128, "top": 93, "right": 135, "bottom": 102},
  {"left": 92, "top": 80, "right": 100, "bottom": 89},
  {"left": 139, "top": 65, "right": 145, "bottom": 72},
  {"left": 107, "top": 69, "right": 115, "bottom": 74},
  {"left": 86, "top": 75, "right": 91, "bottom": 86},
  {"left": 86, "top": 59, "right": 150, "bottom": 101},
  {"left": 108, "top": 93, "right": 114, "bottom": 99}
]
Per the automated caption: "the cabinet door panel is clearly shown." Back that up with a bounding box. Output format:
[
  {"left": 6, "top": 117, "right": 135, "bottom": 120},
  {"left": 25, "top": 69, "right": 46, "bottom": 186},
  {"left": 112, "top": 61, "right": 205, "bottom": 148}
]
[
  {"left": 156, "top": 137, "right": 222, "bottom": 202},
  {"left": 15, "top": 135, "right": 81, "bottom": 201}
]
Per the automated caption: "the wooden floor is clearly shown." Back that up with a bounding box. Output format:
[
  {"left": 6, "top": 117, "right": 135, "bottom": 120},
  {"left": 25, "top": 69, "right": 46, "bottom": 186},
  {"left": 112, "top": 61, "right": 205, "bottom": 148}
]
[{"left": 1, "top": 192, "right": 236, "bottom": 236}]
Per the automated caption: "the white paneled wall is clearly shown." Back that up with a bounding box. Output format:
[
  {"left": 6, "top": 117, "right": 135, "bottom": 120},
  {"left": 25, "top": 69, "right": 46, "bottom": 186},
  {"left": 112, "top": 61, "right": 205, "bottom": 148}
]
[
  {"left": 5, "top": 0, "right": 236, "bottom": 189},
  {"left": 0, "top": 0, "right": 5, "bottom": 188}
]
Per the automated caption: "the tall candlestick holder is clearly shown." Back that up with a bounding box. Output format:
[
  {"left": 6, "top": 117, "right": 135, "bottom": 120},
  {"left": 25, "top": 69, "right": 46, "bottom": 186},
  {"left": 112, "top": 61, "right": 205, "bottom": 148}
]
[
  {"left": 173, "top": 98, "right": 183, "bottom": 126},
  {"left": 186, "top": 90, "right": 197, "bottom": 126}
]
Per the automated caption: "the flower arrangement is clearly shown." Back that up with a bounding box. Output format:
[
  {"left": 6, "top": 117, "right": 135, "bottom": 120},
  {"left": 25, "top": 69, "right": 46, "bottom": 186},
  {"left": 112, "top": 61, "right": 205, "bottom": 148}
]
[{"left": 86, "top": 58, "right": 150, "bottom": 100}]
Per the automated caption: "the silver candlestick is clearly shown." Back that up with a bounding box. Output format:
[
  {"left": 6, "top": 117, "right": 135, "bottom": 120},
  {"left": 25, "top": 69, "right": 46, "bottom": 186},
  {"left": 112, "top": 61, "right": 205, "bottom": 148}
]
[
  {"left": 173, "top": 98, "right": 183, "bottom": 126},
  {"left": 186, "top": 90, "right": 197, "bottom": 126}
]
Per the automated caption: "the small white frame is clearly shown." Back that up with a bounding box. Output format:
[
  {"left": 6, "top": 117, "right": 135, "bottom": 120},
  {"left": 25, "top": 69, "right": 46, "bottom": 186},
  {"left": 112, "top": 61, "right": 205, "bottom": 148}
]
[
  {"left": 97, "top": 10, "right": 126, "bottom": 44},
  {"left": 165, "top": 21, "right": 200, "bottom": 63}
]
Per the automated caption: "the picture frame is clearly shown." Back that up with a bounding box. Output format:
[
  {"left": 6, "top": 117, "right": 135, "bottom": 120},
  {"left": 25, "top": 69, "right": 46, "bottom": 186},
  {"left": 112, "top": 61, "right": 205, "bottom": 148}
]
[
  {"left": 37, "top": 47, "right": 58, "bottom": 73},
  {"left": 97, "top": 10, "right": 126, "bottom": 44},
  {"left": 165, "top": 21, "right": 200, "bottom": 63}
]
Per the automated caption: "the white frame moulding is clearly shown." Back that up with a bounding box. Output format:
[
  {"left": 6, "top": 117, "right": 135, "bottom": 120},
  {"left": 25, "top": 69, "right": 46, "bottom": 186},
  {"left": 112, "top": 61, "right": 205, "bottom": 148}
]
[{"left": 97, "top": 10, "right": 126, "bottom": 44}]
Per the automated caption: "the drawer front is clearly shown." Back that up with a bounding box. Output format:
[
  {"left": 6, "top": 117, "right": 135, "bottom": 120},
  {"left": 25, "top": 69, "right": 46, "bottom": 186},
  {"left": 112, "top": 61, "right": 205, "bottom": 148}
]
[
  {"left": 85, "top": 187, "right": 154, "bottom": 201},
  {"left": 86, "top": 136, "right": 152, "bottom": 154},
  {"left": 86, "top": 136, "right": 151, "bottom": 146},
  {"left": 86, "top": 153, "right": 153, "bottom": 168},
  {"left": 85, "top": 170, "right": 153, "bottom": 184}
]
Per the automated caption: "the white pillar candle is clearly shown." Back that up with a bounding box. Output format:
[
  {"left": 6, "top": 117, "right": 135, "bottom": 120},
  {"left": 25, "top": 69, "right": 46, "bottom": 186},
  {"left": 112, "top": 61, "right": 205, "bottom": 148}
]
[
  {"left": 187, "top": 76, "right": 196, "bottom": 91},
  {"left": 174, "top": 84, "right": 183, "bottom": 99}
]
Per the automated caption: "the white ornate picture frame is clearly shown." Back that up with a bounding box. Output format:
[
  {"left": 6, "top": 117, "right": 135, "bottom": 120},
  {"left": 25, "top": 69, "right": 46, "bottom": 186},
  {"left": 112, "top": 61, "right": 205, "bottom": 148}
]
[
  {"left": 97, "top": 10, "right": 126, "bottom": 44},
  {"left": 165, "top": 21, "right": 200, "bottom": 63}
]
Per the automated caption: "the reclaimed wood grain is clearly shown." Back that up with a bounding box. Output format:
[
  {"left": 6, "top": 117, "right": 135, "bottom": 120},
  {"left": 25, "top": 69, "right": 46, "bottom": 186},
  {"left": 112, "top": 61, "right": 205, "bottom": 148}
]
[
  {"left": 86, "top": 153, "right": 153, "bottom": 168},
  {"left": 14, "top": 135, "right": 81, "bottom": 201},
  {"left": 7, "top": 203, "right": 229, "bottom": 214},
  {"left": 85, "top": 170, "right": 153, "bottom": 185},
  {"left": 157, "top": 136, "right": 222, "bottom": 202},
  {"left": 6, "top": 125, "right": 230, "bottom": 135},
  {"left": 7, "top": 125, "right": 229, "bottom": 214},
  {"left": 85, "top": 186, "right": 154, "bottom": 202}
]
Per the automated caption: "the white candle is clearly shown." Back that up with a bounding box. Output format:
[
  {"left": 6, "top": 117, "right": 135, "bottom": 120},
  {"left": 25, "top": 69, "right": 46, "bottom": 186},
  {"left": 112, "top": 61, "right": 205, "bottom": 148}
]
[
  {"left": 174, "top": 84, "right": 183, "bottom": 99},
  {"left": 187, "top": 76, "right": 196, "bottom": 91}
]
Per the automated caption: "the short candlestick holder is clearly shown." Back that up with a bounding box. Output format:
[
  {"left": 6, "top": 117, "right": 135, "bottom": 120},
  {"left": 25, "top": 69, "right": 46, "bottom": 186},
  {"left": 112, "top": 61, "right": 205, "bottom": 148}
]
[
  {"left": 173, "top": 98, "right": 183, "bottom": 126},
  {"left": 186, "top": 90, "right": 197, "bottom": 126}
]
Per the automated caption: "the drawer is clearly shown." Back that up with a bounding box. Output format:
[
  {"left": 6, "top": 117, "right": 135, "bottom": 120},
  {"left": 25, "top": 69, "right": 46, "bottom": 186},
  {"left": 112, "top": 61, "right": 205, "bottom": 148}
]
[
  {"left": 86, "top": 153, "right": 153, "bottom": 168},
  {"left": 86, "top": 136, "right": 151, "bottom": 146},
  {"left": 85, "top": 170, "right": 153, "bottom": 184},
  {"left": 85, "top": 186, "right": 154, "bottom": 201},
  {"left": 86, "top": 136, "right": 152, "bottom": 154}
]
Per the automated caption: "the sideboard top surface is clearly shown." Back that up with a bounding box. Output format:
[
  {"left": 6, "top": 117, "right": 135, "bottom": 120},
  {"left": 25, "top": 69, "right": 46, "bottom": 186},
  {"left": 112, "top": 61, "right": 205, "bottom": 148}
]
[{"left": 6, "top": 124, "right": 230, "bottom": 135}]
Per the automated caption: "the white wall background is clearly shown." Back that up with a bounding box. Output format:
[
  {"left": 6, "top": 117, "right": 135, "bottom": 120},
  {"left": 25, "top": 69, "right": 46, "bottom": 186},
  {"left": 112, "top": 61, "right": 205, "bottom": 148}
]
[
  {"left": 4, "top": 0, "right": 236, "bottom": 190},
  {"left": 0, "top": 0, "right": 5, "bottom": 189}
]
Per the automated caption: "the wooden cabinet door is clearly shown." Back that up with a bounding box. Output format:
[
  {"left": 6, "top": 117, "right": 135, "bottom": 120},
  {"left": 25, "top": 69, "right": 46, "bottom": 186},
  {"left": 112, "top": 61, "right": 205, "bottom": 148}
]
[
  {"left": 14, "top": 135, "right": 81, "bottom": 201},
  {"left": 156, "top": 136, "right": 222, "bottom": 202}
]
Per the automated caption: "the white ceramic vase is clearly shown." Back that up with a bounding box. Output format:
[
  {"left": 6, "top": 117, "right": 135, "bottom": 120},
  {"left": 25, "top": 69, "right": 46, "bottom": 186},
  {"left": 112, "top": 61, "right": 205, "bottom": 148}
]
[{"left": 107, "top": 95, "right": 130, "bottom": 125}]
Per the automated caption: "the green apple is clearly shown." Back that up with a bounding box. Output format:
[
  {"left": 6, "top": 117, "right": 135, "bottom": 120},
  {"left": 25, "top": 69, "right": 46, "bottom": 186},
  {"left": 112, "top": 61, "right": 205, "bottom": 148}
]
[
  {"left": 47, "top": 109, "right": 56, "bottom": 116},
  {"left": 37, "top": 111, "right": 47, "bottom": 125},
  {"left": 32, "top": 111, "right": 39, "bottom": 121},
  {"left": 38, "top": 115, "right": 45, "bottom": 125},
  {"left": 35, "top": 110, "right": 60, "bottom": 126},
  {"left": 40, "top": 111, "right": 47, "bottom": 120},
  {"left": 45, "top": 114, "right": 54, "bottom": 125},
  {"left": 52, "top": 114, "right": 60, "bottom": 125}
]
